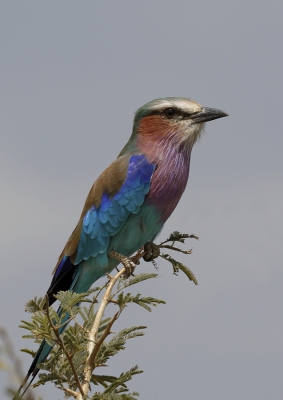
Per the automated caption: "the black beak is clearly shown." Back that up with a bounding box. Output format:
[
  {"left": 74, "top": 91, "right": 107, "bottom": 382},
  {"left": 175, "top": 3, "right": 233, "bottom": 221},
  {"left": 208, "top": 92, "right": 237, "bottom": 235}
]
[{"left": 191, "top": 107, "right": 228, "bottom": 123}]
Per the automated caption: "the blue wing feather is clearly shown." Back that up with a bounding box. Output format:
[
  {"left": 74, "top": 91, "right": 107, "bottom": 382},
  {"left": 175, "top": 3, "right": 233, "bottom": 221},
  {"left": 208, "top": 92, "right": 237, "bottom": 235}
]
[{"left": 75, "top": 154, "right": 155, "bottom": 264}]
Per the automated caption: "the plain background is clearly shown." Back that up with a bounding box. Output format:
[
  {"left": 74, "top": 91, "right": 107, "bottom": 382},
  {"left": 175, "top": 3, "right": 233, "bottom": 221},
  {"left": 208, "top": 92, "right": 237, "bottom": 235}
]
[{"left": 1, "top": 1, "right": 283, "bottom": 399}]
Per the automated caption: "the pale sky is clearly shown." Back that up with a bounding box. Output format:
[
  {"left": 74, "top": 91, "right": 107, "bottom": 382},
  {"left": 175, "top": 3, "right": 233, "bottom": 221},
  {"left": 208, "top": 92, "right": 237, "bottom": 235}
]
[{"left": 1, "top": 1, "right": 283, "bottom": 399}]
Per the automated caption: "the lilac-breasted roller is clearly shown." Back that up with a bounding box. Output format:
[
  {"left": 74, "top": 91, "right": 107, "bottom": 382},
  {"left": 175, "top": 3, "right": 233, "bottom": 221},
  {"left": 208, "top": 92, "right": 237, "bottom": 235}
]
[{"left": 17, "top": 97, "right": 228, "bottom": 395}]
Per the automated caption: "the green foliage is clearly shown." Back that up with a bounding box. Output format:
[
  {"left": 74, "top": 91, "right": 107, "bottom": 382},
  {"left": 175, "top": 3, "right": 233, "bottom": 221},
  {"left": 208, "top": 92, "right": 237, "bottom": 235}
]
[
  {"left": 116, "top": 273, "right": 158, "bottom": 291},
  {"left": 116, "top": 292, "right": 165, "bottom": 312},
  {"left": 24, "top": 297, "right": 45, "bottom": 313},
  {"left": 161, "top": 254, "right": 198, "bottom": 285},
  {"left": 90, "top": 366, "right": 142, "bottom": 399},
  {"left": 9, "top": 230, "right": 198, "bottom": 398},
  {"left": 160, "top": 230, "right": 199, "bottom": 245},
  {"left": 90, "top": 390, "right": 140, "bottom": 400},
  {"left": 95, "top": 326, "right": 146, "bottom": 367},
  {"left": 158, "top": 230, "right": 199, "bottom": 285},
  {"left": 19, "top": 274, "right": 163, "bottom": 397}
]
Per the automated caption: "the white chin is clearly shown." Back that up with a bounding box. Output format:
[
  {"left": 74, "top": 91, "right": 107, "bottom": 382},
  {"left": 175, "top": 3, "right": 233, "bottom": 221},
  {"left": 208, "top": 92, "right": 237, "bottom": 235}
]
[{"left": 181, "top": 122, "right": 205, "bottom": 148}]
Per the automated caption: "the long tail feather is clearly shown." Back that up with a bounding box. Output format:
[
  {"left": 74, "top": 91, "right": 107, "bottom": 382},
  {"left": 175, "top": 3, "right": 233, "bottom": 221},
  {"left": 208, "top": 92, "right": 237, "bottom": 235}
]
[
  {"left": 14, "top": 339, "right": 52, "bottom": 399},
  {"left": 15, "top": 305, "right": 73, "bottom": 399}
]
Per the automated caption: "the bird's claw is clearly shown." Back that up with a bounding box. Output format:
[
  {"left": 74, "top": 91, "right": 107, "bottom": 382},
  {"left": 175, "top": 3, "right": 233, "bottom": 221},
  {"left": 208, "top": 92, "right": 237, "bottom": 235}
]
[
  {"left": 143, "top": 242, "right": 160, "bottom": 262},
  {"left": 122, "top": 258, "right": 136, "bottom": 278},
  {"left": 108, "top": 251, "right": 136, "bottom": 278}
]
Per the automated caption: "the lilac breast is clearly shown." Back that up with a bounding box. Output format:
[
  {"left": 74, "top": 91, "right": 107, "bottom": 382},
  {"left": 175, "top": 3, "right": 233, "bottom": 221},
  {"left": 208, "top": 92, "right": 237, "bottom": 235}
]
[{"left": 146, "top": 146, "right": 191, "bottom": 222}]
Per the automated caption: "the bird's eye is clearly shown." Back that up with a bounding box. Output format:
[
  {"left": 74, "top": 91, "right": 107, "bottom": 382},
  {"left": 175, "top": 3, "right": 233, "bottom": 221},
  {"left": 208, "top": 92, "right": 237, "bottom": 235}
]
[{"left": 164, "top": 108, "right": 176, "bottom": 119}]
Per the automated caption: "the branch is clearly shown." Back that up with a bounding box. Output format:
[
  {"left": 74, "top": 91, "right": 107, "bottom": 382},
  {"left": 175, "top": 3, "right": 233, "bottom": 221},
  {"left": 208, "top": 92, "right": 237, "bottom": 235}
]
[
  {"left": 77, "top": 262, "right": 127, "bottom": 400},
  {"left": 45, "top": 295, "right": 84, "bottom": 397},
  {"left": 59, "top": 386, "right": 79, "bottom": 397},
  {"left": 89, "top": 311, "right": 119, "bottom": 365},
  {"left": 159, "top": 244, "right": 192, "bottom": 255},
  {"left": 89, "top": 281, "right": 109, "bottom": 310}
]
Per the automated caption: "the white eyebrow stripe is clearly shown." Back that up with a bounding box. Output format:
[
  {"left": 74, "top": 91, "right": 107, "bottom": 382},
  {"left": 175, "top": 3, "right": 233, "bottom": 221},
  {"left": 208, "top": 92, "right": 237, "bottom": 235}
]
[{"left": 150, "top": 99, "right": 201, "bottom": 114}]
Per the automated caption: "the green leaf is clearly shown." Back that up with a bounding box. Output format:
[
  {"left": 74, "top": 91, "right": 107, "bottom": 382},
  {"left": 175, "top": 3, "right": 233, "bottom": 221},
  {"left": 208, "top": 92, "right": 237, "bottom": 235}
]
[
  {"left": 160, "top": 231, "right": 199, "bottom": 245},
  {"left": 103, "top": 366, "right": 143, "bottom": 394},
  {"left": 161, "top": 254, "right": 198, "bottom": 285},
  {"left": 20, "top": 348, "right": 36, "bottom": 357},
  {"left": 24, "top": 297, "right": 45, "bottom": 313},
  {"left": 132, "top": 294, "right": 166, "bottom": 312},
  {"left": 53, "top": 290, "right": 89, "bottom": 312},
  {"left": 91, "top": 374, "right": 119, "bottom": 387},
  {"left": 117, "top": 273, "right": 158, "bottom": 291}
]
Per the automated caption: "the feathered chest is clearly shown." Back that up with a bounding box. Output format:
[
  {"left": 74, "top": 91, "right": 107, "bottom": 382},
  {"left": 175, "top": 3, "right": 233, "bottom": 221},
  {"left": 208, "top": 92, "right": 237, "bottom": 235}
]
[
  {"left": 134, "top": 115, "right": 192, "bottom": 221},
  {"left": 146, "top": 148, "right": 191, "bottom": 221}
]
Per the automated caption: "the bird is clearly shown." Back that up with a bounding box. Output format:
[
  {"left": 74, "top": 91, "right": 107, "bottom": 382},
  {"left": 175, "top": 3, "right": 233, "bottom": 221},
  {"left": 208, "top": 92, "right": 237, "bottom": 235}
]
[{"left": 16, "top": 97, "right": 228, "bottom": 396}]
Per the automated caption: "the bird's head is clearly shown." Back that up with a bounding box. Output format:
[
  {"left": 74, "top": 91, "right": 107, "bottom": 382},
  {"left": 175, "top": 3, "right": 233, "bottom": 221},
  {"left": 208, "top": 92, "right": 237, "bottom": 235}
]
[
  {"left": 135, "top": 97, "right": 228, "bottom": 145},
  {"left": 118, "top": 97, "right": 228, "bottom": 158}
]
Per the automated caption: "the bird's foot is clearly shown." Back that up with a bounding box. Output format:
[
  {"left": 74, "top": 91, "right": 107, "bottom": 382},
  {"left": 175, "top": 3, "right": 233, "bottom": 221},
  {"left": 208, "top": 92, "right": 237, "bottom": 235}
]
[
  {"left": 122, "top": 257, "right": 136, "bottom": 278},
  {"left": 143, "top": 242, "right": 160, "bottom": 262},
  {"left": 108, "top": 251, "right": 136, "bottom": 278}
]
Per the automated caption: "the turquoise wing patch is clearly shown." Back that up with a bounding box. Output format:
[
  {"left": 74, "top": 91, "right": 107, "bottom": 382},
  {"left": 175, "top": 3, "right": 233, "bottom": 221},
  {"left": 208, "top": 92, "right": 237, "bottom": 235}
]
[{"left": 75, "top": 154, "right": 155, "bottom": 263}]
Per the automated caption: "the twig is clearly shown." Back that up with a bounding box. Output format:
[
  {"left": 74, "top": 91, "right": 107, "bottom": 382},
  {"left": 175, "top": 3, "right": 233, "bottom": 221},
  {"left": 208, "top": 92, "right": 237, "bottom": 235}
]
[
  {"left": 45, "top": 295, "right": 85, "bottom": 397},
  {"left": 74, "top": 321, "right": 89, "bottom": 334},
  {"left": 131, "top": 247, "right": 146, "bottom": 264},
  {"left": 59, "top": 386, "right": 79, "bottom": 397},
  {"left": 88, "top": 281, "right": 109, "bottom": 312},
  {"left": 159, "top": 244, "right": 192, "bottom": 254},
  {"left": 88, "top": 311, "right": 119, "bottom": 365},
  {"left": 77, "top": 264, "right": 126, "bottom": 399}
]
